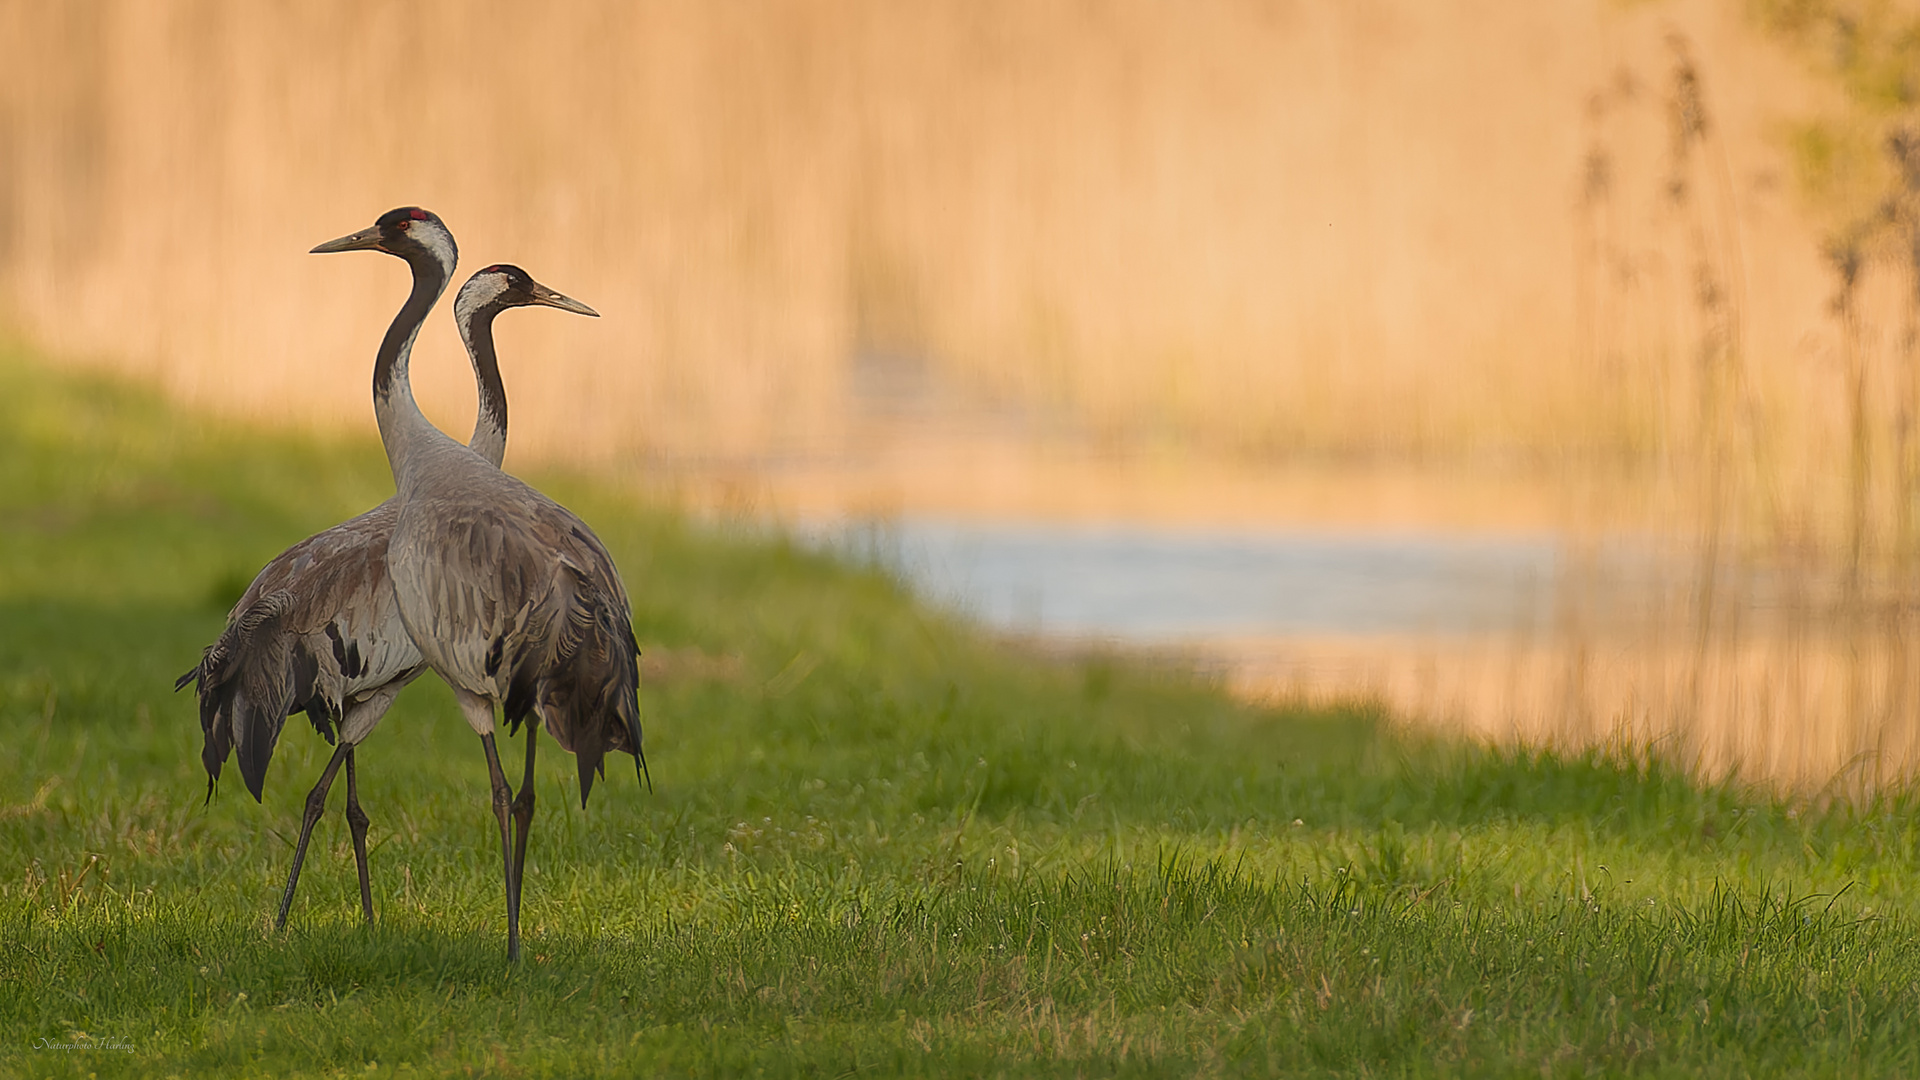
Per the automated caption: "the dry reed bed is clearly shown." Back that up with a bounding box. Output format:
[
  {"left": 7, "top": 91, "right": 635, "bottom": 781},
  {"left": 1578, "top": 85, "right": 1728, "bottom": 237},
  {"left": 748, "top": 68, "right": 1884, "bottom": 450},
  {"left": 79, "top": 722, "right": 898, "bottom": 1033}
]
[
  {"left": 1225, "top": 575, "right": 1920, "bottom": 797},
  {"left": 0, "top": 0, "right": 1848, "bottom": 477}
]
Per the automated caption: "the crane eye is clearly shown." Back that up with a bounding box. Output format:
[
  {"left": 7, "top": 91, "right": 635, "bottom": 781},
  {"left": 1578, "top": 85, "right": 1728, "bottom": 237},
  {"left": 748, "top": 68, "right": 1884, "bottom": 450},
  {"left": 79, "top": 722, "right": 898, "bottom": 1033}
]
[{"left": 396, "top": 219, "right": 412, "bottom": 232}]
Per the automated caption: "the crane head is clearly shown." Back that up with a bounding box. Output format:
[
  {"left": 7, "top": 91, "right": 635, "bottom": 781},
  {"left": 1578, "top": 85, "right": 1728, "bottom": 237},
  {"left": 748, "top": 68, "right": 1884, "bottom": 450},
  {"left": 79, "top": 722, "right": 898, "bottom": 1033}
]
[
  {"left": 310, "top": 207, "right": 458, "bottom": 278},
  {"left": 458, "top": 264, "right": 600, "bottom": 320}
]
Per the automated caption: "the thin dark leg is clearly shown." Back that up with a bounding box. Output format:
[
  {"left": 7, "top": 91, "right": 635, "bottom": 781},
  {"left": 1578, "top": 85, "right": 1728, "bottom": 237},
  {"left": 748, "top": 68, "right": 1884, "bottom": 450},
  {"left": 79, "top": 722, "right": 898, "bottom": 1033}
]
[
  {"left": 480, "top": 733, "right": 519, "bottom": 962},
  {"left": 508, "top": 724, "right": 539, "bottom": 931},
  {"left": 275, "top": 742, "right": 352, "bottom": 930},
  {"left": 344, "top": 747, "right": 373, "bottom": 925}
]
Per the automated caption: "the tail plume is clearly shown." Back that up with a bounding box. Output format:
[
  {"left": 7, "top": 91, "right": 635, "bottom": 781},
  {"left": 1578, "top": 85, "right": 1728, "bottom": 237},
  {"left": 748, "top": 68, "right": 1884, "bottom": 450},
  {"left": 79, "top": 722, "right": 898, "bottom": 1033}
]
[
  {"left": 519, "top": 567, "right": 644, "bottom": 808},
  {"left": 180, "top": 590, "right": 329, "bottom": 803}
]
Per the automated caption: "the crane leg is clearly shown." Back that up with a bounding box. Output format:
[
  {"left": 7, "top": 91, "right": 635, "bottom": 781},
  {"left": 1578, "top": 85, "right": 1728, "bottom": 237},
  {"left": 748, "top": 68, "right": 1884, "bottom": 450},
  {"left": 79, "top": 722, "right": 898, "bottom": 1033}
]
[
  {"left": 276, "top": 741, "right": 351, "bottom": 930},
  {"left": 479, "top": 732, "right": 520, "bottom": 962},
  {"left": 508, "top": 723, "right": 538, "bottom": 931},
  {"left": 343, "top": 747, "right": 374, "bottom": 925}
]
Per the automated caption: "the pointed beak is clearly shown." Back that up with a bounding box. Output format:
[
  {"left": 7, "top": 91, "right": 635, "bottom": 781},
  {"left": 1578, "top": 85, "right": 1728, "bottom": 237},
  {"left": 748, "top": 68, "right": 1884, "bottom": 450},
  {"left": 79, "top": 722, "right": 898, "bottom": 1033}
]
[
  {"left": 530, "top": 283, "right": 599, "bottom": 317},
  {"left": 310, "top": 225, "right": 385, "bottom": 254}
]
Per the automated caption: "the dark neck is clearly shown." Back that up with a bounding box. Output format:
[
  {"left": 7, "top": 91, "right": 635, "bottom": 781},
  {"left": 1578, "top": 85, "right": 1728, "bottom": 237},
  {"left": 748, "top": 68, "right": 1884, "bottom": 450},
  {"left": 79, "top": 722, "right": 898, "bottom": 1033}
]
[
  {"left": 372, "top": 251, "right": 452, "bottom": 404},
  {"left": 462, "top": 306, "right": 509, "bottom": 466},
  {"left": 370, "top": 247, "right": 458, "bottom": 493}
]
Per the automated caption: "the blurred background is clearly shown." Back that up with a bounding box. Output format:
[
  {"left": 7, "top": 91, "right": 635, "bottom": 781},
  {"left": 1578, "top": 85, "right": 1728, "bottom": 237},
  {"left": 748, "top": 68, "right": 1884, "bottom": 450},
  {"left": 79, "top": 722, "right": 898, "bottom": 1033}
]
[{"left": 5, "top": 0, "right": 1920, "bottom": 792}]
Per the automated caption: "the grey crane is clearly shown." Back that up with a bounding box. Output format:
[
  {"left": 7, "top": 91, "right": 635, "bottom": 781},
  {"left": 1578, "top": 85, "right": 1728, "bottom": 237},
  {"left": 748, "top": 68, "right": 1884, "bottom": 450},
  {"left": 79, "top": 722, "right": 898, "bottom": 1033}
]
[
  {"left": 312, "top": 207, "right": 644, "bottom": 961},
  {"left": 179, "top": 245, "right": 597, "bottom": 930}
]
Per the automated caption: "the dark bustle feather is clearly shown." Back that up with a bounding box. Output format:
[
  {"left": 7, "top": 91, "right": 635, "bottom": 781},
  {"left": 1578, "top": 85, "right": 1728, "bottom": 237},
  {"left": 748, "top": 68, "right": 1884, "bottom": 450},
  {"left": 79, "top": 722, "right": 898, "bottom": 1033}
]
[
  {"left": 499, "top": 563, "right": 644, "bottom": 808},
  {"left": 175, "top": 590, "right": 329, "bottom": 803}
]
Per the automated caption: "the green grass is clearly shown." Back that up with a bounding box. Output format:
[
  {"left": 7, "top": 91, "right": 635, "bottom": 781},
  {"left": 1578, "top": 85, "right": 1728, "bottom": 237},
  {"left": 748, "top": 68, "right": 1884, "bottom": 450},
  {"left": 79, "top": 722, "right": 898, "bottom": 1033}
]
[{"left": 2, "top": 344, "right": 1919, "bottom": 1078}]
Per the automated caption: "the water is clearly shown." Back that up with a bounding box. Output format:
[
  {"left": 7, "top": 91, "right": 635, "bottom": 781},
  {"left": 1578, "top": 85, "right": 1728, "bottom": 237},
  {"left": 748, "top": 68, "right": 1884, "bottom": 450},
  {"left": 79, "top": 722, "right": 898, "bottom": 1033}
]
[{"left": 817, "top": 518, "right": 1625, "bottom": 643}]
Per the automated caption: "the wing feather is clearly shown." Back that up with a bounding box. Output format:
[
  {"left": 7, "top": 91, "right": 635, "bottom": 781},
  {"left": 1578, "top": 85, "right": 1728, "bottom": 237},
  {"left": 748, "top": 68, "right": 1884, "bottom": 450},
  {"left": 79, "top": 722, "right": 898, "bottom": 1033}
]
[
  {"left": 178, "top": 500, "right": 424, "bottom": 801},
  {"left": 393, "top": 473, "right": 643, "bottom": 805}
]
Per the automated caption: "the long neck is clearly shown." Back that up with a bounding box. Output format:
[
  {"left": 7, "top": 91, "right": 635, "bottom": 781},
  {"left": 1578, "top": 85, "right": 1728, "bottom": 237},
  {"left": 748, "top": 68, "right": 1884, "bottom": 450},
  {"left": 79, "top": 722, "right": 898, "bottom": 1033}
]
[
  {"left": 457, "top": 305, "right": 509, "bottom": 467},
  {"left": 371, "top": 251, "right": 455, "bottom": 486}
]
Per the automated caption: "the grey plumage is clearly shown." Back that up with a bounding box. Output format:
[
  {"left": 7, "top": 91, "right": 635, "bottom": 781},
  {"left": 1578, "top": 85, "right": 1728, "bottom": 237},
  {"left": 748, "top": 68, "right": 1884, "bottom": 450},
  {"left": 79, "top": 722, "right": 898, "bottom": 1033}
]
[
  {"left": 317, "top": 206, "right": 638, "bottom": 962},
  {"left": 177, "top": 253, "right": 597, "bottom": 928},
  {"left": 388, "top": 462, "right": 644, "bottom": 803},
  {"left": 179, "top": 504, "right": 416, "bottom": 799}
]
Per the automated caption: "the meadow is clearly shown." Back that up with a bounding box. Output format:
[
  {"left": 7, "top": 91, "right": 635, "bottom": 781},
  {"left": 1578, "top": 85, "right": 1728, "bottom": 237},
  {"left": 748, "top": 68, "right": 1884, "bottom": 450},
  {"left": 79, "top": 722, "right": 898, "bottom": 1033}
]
[{"left": 4, "top": 353, "right": 1920, "bottom": 1079}]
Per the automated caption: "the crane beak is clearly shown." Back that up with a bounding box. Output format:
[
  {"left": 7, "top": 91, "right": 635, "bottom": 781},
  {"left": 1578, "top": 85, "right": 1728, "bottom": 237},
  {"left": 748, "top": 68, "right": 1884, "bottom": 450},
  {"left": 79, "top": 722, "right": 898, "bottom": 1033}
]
[
  {"left": 310, "top": 226, "right": 386, "bottom": 254},
  {"left": 530, "top": 284, "right": 599, "bottom": 317}
]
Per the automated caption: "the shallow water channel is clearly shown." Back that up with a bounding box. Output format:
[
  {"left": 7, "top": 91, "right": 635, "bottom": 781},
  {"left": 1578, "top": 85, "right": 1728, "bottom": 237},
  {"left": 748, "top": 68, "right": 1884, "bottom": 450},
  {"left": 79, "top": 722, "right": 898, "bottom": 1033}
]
[
  {"left": 801, "top": 517, "right": 1920, "bottom": 788},
  {"left": 814, "top": 518, "right": 1665, "bottom": 643}
]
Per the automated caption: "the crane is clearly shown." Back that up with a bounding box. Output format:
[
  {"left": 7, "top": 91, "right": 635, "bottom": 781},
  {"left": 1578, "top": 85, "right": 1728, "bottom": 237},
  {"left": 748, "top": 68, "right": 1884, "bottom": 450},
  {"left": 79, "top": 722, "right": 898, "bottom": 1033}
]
[
  {"left": 181, "top": 230, "right": 597, "bottom": 930},
  {"left": 312, "top": 207, "right": 643, "bottom": 961}
]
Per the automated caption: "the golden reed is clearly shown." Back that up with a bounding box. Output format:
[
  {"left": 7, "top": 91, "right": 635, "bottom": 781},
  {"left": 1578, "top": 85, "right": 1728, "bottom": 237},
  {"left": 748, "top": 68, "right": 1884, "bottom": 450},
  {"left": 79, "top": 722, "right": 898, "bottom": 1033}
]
[{"left": 0, "top": 1, "right": 1840, "bottom": 475}]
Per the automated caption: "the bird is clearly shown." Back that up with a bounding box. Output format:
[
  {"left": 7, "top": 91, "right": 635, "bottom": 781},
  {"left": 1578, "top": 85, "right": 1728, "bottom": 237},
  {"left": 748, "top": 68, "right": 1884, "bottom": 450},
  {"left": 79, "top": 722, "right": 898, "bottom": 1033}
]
[
  {"left": 178, "top": 246, "right": 599, "bottom": 931},
  {"left": 312, "top": 206, "right": 644, "bottom": 962}
]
